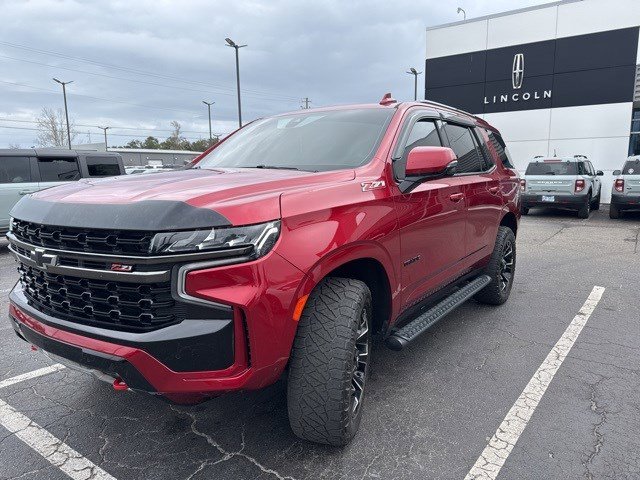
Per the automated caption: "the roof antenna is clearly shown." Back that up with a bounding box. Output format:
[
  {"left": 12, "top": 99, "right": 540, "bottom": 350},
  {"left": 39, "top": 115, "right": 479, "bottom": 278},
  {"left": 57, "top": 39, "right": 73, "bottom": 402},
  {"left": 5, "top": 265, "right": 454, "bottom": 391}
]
[
  {"left": 553, "top": 149, "right": 557, "bottom": 157},
  {"left": 379, "top": 93, "right": 397, "bottom": 106}
]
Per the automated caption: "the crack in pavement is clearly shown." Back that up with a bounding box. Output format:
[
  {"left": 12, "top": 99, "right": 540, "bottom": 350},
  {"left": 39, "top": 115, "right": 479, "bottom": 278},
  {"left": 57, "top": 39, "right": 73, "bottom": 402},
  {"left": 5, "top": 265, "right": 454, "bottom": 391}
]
[
  {"left": 583, "top": 377, "right": 607, "bottom": 480},
  {"left": 169, "top": 405, "right": 297, "bottom": 480}
]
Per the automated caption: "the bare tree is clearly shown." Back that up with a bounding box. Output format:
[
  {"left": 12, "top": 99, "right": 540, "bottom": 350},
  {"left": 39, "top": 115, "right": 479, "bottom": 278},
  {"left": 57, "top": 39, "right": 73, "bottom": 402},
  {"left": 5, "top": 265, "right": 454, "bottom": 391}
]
[
  {"left": 35, "top": 107, "right": 77, "bottom": 147},
  {"left": 162, "top": 120, "right": 187, "bottom": 150}
]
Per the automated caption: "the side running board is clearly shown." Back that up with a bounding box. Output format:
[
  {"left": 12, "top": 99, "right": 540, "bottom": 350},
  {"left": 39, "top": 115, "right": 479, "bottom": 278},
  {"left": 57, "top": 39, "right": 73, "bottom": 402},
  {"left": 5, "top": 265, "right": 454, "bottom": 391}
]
[{"left": 385, "top": 275, "right": 492, "bottom": 351}]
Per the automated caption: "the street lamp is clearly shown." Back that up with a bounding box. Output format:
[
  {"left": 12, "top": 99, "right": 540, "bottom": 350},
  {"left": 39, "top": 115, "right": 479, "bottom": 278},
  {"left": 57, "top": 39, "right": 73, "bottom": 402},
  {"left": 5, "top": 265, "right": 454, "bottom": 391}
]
[
  {"left": 457, "top": 7, "right": 466, "bottom": 20},
  {"left": 225, "top": 37, "right": 247, "bottom": 129},
  {"left": 53, "top": 78, "right": 73, "bottom": 149},
  {"left": 202, "top": 101, "right": 215, "bottom": 141},
  {"left": 406, "top": 68, "right": 422, "bottom": 101},
  {"left": 98, "top": 126, "right": 110, "bottom": 151}
]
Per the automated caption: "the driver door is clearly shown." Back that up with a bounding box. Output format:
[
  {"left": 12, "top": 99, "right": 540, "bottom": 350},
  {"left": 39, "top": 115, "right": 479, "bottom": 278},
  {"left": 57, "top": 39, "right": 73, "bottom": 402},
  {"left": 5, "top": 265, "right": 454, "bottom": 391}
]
[{"left": 391, "top": 114, "right": 467, "bottom": 309}]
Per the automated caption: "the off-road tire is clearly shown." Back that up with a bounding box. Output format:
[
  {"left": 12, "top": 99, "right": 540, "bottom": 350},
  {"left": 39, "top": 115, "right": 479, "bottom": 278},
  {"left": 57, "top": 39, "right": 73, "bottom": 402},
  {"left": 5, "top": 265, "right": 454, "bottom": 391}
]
[
  {"left": 578, "top": 193, "right": 591, "bottom": 219},
  {"left": 475, "top": 226, "right": 516, "bottom": 306},
  {"left": 521, "top": 207, "right": 529, "bottom": 216},
  {"left": 609, "top": 204, "right": 621, "bottom": 219},
  {"left": 287, "top": 277, "right": 372, "bottom": 446}
]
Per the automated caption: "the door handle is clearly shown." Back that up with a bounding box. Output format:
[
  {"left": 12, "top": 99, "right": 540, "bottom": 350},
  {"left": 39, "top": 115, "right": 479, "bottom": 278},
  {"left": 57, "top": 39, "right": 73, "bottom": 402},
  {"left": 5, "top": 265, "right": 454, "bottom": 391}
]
[
  {"left": 489, "top": 186, "right": 499, "bottom": 194},
  {"left": 449, "top": 193, "right": 464, "bottom": 202},
  {"left": 19, "top": 190, "right": 37, "bottom": 195}
]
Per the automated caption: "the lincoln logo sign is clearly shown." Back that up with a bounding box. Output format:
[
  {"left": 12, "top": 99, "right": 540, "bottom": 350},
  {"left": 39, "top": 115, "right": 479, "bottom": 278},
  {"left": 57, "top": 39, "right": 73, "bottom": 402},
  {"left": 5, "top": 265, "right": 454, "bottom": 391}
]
[{"left": 484, "top": 52, "right": 552, "bottom": 105}]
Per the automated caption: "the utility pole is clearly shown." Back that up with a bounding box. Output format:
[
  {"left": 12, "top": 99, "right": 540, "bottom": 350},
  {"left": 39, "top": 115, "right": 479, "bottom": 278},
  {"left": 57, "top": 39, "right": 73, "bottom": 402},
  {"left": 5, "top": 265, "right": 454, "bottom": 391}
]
[
  {"left": 225, "top": 38, "right": 247, "bottom": 129},
  {"left": 53, "top": 78, "right": 73, "bottom": 149},
  {"left": 99, "top": 126, "right": 110, "bottom": 151},
  {"left": 301, "top": 97, "right": 312, "bottom": 109},
  {"left": 202, "top": 101, "right": 215, "bottom": 141},
  {"left": 406, "top": 68, "right": 422, "bottom": 101}
]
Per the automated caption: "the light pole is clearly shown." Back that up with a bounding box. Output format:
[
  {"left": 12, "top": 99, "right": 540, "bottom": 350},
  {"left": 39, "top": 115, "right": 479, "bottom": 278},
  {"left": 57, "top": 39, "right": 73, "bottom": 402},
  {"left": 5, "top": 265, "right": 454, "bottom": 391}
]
[
  {"left": 99, "top": 126, "right": 110, "bottom": 151},
  {"left": 202, "top": 101, "right": 215, "bottom": 141},
  {"left": 225, "top": 37, "right": 247, "bottom": 129},
  {"left": 406, "top": 68, "right": 422, "bottom": 101},
  {"left": 53, "top": 78, "right": 73, "bottom": 149},
  {"left": 457, "top": 7, "right": 466, "bottom": 20}
]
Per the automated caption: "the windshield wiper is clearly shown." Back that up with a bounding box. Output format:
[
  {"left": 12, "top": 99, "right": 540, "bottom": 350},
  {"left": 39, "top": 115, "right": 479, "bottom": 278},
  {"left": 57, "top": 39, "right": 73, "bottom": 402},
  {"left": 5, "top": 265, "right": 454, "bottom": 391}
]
[{"left": 254, "top": 165, "right": 301, "bottom": 171}]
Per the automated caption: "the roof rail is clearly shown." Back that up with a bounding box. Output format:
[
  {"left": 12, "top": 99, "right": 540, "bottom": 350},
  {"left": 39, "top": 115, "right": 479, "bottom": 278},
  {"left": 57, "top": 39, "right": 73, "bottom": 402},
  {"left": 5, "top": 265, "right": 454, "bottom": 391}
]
[
  {"left": 533, "top": 155, "right": 544, "bottom": 159},
  {"left": 573, "top": 154, "right": 587, "bottom": 159},
  {"left": 418, "top": 100, "right": 475, "bottom": 118}
]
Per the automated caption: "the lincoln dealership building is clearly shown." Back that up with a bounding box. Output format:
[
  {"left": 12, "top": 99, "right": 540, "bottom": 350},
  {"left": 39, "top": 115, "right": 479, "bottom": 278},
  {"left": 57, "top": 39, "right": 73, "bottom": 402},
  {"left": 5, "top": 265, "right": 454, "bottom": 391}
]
[{"left": 425, "top": 0, "right": 640, "bottom": 201}]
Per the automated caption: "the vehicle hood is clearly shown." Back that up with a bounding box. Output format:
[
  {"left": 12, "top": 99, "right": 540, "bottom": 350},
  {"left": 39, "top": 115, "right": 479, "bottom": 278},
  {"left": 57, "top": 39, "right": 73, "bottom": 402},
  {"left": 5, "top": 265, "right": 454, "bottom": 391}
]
[{"left": 11, "top": 167, "right": 356, "bottom": 230}]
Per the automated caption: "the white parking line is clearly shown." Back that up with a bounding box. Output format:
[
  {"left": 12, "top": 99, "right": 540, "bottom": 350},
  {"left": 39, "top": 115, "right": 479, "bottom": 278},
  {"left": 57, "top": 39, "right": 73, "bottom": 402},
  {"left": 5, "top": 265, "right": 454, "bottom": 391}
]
[
  {"left": 465, "top": 286, "right": 605, "bottom": 480},
  {"left": 0, "top": 364, "right": 117, "bottom": 480},
  {"left": 0, "top": 364, "right": 65, "bottom": 390}
]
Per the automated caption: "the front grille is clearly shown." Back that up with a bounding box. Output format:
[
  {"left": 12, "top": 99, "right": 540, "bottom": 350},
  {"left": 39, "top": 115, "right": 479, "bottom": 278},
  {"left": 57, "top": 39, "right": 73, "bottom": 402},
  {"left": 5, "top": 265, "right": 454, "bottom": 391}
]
[
  {"left": 18, "top": 265, "right": 179, "bottom": 332},
  {"left": 12, "top": 219, "right": 153, "bottom": 255}
]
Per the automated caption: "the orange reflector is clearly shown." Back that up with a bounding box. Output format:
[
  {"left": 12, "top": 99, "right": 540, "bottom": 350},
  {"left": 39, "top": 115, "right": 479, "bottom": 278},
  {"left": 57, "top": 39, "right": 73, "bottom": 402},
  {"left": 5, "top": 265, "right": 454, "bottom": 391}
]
[{"left": 293, "top": 294, "right": 309, "bottom": 321}]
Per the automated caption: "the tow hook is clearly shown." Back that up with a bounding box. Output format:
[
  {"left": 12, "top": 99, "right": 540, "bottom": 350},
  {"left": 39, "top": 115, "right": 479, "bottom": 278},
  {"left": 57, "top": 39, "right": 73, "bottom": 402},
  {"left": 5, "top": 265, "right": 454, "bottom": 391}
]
[{"left": 112, "top": 378, "right": 128, "bottom": 391}]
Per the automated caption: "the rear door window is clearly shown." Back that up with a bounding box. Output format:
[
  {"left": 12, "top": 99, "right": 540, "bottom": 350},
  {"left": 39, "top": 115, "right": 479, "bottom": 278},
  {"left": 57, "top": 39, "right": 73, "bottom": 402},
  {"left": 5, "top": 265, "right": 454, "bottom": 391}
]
[
  {"left": 0, "top": 156, "right": 32, "bottom": 184},
  {"left": 85, "top": 156, "right": 122, "bottom": 177},
  {"left": 525, "top": 162, "right": 578, "bottom": 175},
  {"left": 485, "top": 131, "right": 515, "bottom": 169},
  {"left": 443, "top": 123, "right": 484, "bottom": 174},
  {"left": 37, "top": 157, "right": 81, "bottom": 182}
]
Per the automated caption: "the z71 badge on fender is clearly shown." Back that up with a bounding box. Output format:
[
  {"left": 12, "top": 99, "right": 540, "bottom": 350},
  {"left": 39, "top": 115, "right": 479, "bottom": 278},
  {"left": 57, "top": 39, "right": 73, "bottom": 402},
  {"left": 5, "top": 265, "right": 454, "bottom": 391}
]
[{"left": 361, "top": 180, "right": 386, "bottom": 192}]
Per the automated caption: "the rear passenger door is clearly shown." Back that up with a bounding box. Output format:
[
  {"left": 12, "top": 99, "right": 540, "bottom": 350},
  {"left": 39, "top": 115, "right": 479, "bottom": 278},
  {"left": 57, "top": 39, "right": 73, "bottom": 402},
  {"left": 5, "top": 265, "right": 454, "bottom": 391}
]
[
  {"left": 36, "top": 156, "right": 81, "bottom": 190},
  {"left": 0, "top": 156, "right": 38, "bottom": 231},
  {"left": 441, "top": 121, "right": 502, "bottom": 259},
  {"left": 392, "top": 113, "right": 468, "bottom": 307}
]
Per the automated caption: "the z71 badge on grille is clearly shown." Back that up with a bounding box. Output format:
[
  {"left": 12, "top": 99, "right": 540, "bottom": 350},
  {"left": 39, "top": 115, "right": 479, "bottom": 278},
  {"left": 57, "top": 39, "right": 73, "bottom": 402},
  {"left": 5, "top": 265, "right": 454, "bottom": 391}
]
[{"left": 111, "top": 263, "right": 133, "bottom": 272}]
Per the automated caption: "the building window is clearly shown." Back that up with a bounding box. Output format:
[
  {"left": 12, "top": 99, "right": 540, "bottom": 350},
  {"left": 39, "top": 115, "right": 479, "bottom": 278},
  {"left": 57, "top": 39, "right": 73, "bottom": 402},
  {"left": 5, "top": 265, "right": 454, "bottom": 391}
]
[{"left": 630, "top": 109, "right": 640, "bottom": 156}]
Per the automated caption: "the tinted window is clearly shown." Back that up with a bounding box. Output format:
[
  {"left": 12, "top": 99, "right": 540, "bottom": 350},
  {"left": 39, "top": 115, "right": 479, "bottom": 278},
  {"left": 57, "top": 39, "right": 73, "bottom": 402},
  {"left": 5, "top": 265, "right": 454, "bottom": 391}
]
[
  {"left": 475, "top": 128, "right": 495, "bottom": 170},
  {"left": 623, "top": 159, "right": 640, "bottom": 174},
  {"left": 443, "top": 123, "right": 484, "bottom": 173},
  {"left": 196, "top": 109, "right": 394, "bottom": 172},
  {"left": 0, "top": 157, "right": 32, "bottom": 184},
  {"left": 86, "top": 156, "right": 121, "bottom": 177},
  {"left": 38, "top": 157, "right": 80, "bottom": 182},
  {"left": 525, "top": 161, "right": 578, "bottom": 175},
  {"left": 395, "top": 119, "right": 441, "bottom": 179},
  {"left": 486, "top": 130, "right": 515, "bottom": 169}
]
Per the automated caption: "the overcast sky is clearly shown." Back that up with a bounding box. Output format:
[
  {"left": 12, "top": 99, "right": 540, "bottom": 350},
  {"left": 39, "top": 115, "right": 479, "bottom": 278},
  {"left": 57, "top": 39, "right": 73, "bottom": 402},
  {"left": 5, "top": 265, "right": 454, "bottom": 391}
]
[{"left": 0, "top": 0, "right": 551, "bottom": 148}]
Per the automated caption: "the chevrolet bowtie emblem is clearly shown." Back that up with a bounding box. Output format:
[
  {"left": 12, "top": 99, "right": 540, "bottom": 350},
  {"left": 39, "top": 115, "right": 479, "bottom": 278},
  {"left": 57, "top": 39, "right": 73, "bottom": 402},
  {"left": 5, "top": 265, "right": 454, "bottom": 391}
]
[{"left": 30, "top": 247, "right": 58, "bottom": 270}]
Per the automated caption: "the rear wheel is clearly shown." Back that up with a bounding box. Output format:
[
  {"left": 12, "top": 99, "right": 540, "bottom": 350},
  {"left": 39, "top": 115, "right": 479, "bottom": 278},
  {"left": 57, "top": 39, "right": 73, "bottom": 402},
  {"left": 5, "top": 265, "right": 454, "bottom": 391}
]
[
  {"left": 521, "top": 207, "right": 529, "bottom": 216},
  {"left": 578, "top": 194, "right": 591, "bottom": 219},
  {"left": 475, "top": 226, "right": 516, "bottom": 306},
  {"left": 609, "top": 204, "right": 621, "bottom": 219},
  {"left": 287, "top": 277, "right": 372, "bottom": 446}
]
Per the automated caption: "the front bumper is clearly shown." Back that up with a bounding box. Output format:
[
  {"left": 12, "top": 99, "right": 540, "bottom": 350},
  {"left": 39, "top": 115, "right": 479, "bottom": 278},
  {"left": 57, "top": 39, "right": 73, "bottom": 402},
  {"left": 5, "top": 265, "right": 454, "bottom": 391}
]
[
  {"left": 522, "top": 193, "right": 587, "bottom": 209},
  {"left": 611, "top": 193, "right": 640, "bottom": 210},
  {"left": 8, "top": 247, "right": 307, "bottom": 401}
]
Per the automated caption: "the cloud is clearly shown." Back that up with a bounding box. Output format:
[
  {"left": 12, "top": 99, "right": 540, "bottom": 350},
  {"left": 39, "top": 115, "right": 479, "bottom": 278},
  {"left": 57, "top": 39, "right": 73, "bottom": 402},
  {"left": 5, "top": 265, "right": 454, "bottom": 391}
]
[{"left": 0, "top": 0, "right": 551, "bottom": 147}]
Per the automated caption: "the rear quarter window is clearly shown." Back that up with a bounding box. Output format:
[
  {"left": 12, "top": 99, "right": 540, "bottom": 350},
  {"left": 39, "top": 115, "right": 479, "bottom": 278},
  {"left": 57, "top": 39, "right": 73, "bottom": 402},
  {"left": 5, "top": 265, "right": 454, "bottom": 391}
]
[
  {"left": 85, "top": 156, "right": 122, "bottom": 177},
  {"left": 485, "top": 130, "right": 515, "bottom": 169}
]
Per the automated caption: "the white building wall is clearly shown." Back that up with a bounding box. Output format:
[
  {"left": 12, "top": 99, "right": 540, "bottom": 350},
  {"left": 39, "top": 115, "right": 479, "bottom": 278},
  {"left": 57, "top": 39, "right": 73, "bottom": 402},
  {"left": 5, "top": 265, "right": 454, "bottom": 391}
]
[{"left": 426, "top": 0, "right": 640, "bottom": 202}]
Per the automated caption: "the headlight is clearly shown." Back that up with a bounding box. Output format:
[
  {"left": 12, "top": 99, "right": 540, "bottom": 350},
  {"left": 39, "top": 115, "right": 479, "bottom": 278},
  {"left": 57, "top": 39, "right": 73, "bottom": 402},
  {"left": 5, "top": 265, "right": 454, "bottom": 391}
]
[{"left": 148, "top": 220, "right": 281, "bottom": 258}]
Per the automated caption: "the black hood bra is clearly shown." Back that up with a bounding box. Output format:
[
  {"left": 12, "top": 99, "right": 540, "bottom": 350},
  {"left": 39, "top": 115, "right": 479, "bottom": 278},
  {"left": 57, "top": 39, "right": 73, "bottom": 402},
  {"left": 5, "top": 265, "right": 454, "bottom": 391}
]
[{"left": 10, "top": 197, "right": 232, "bottom": 231}]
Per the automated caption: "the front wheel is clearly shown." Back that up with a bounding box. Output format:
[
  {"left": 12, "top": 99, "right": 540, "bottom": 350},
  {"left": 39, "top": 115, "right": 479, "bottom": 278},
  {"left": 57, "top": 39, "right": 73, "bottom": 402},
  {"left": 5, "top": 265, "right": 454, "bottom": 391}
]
[
  {"left": 521, "top": 207, "right": 529, "bottom": 216},
  {"left": 592, "top": 192, "right": 601, "bottom": 211},
  {"left": 287, "top": 277, "right": 372, "bottom": 446},
  {"left": 475, "top": 226, "right": 516, "bottom": 305}
]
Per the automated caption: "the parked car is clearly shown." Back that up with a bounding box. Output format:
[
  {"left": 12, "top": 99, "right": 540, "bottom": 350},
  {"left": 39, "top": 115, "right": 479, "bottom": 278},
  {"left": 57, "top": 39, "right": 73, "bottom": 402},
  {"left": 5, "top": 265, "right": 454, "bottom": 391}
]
[
  {"left": 520, "top": 155, "right": 603, "bottom": 218},
  {"left": 610, "top": 156, "right": 640, "bottom": 218},
  {"left": 0, "top": 150, "right": 125, "bottom": 234},
  {"left": 6, "top": 96, "right": 520, "bottom": 446}
]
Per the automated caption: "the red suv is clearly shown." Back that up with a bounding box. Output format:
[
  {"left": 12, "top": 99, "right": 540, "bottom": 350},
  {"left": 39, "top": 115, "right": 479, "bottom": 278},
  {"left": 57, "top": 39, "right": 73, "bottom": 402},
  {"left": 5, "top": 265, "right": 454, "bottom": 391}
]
[{"left": 7, "top": 95, "right": 520, "bottom": 446}]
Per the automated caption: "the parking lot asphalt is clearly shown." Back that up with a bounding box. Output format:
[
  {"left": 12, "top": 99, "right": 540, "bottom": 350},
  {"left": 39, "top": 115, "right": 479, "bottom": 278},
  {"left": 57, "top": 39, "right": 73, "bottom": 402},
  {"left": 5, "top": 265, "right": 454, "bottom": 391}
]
[{"left": 1, "top": 208, "right": 639, "bottom": 480}]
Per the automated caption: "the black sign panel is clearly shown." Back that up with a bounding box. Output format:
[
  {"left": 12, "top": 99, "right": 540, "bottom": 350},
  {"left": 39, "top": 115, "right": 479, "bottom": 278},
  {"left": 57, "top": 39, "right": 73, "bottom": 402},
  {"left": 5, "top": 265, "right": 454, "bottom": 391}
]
[{"left": 425, "top": 27, "right": 639, "bottom": 114}]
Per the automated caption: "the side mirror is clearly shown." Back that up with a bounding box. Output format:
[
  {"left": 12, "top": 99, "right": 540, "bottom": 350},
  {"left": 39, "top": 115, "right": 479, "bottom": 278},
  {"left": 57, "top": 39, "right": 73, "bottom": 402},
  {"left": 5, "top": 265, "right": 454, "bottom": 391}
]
[
  {"left": 596, "top": 170, "right": 604, "bottom": 176},
  {"left": 613, "top": 170, "right": 622, "bottom": 176},
  {"left": 400, "top": 147, "right": 458, "bottom": 193}
]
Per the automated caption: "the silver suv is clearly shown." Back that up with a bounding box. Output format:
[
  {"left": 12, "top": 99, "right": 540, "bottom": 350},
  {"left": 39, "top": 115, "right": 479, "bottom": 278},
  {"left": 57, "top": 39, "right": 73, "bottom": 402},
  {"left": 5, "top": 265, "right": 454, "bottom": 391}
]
[
  {"left": 520, "top": 155, "right": 603, "bottom": 219},
  {"left": 610, "top": 156, "right": 640, "bottom": 218}
]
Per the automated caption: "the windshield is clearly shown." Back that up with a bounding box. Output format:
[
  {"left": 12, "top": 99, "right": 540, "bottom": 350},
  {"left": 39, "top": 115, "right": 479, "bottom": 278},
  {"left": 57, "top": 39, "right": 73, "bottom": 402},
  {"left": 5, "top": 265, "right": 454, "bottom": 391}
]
[
  {"left": 622, "top": 159, "right": 640, "bottom": 174},
  {"left": 525, "top": 161, "right": 578, "bottom": 175},
  {"left": 195, "top": 108, "right": 394, "bottom": 172}
]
